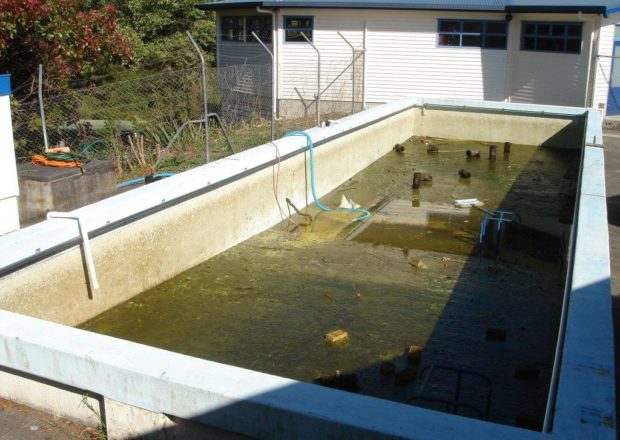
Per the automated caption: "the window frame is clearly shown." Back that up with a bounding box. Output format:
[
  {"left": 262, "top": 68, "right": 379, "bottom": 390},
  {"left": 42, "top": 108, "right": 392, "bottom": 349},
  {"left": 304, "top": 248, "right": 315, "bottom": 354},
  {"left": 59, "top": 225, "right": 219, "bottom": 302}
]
[
  {"left": 220, "top": 15, "right": 245, "bottom": 43},
  {"left": 520, "top": 21, "right": 583, "bottom": 54},
  {"left": 284, "top": 16, "right": 314, "bottom": 43},
  {"left": 246, "top": 15, "right": 273, "bottom": 44},
  {"left": 437, "top": 19, "right": 508, "bottom": 50}
]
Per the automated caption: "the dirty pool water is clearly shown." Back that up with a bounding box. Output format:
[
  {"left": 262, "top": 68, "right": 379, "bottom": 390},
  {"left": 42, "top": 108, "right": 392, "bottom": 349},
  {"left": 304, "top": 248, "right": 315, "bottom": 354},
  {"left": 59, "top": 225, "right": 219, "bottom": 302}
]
[{"left": 81, "top": 137, "right": 580, "bottom": 428}]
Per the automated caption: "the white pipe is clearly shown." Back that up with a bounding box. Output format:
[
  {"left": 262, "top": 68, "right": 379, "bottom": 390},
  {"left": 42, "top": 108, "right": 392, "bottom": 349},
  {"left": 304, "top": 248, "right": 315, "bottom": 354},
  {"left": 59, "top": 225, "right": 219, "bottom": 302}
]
[
  {"left": 46, "top": 212, "right": 99, "bottom": 291},
  {"left": 584, "top": 16, "right": 601, "bottom": 108},
  {"left": 362, "top": 20, "right": 367, "bottom": 110},
  {"left": 257, "top": 7, "right": 278, "bottom": 120}
]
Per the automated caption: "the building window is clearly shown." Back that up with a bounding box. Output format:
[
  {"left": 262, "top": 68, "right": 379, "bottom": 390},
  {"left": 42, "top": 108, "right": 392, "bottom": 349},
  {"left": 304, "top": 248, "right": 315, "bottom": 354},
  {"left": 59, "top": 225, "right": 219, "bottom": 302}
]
[
  {"left": 247, "top": 16, "right": 272, "bottom": 43},
  {"left": 437, "top": 20, "right": 507, "bottom": 49},
  {"left": 221, "top": 16, "right": 244, "bottom": 42},
  {"left": 521, "top": 22, "right": 582, "bottom": 54},
  {"left": 285, "top": 16, "right": 313, "bottom": 42}
]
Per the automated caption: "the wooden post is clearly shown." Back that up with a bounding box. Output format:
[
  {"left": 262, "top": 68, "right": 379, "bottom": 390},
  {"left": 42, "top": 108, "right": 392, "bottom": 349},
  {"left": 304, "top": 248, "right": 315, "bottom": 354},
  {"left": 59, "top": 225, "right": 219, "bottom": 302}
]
[
  {"left": 489, "top": 145, "right": 497, "bottom": 161},
  {"left": 412, "top": 172, "right": 422, "bottom": 189},
  {"left": 504, "top": 142, "right": 511, "bottom": 155}
]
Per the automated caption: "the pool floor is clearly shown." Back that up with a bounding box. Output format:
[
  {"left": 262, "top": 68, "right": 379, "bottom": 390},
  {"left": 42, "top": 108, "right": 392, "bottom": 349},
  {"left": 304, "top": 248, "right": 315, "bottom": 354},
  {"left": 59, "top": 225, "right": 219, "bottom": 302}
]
[{"left": 81, "top": 137, "right": 580, "bottom": 427}]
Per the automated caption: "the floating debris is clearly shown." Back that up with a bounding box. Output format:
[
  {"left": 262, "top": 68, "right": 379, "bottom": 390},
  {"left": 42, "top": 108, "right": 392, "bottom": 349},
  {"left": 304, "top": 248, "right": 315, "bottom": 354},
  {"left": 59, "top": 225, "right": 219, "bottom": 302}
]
[
  {"left": 454, "top": 198, "right": 484, "bottom": 208},
  {"left": 407, "top": 345, "right": 423, "bottom": 363},
  {"left": 489, "top": 145, "right": 498, "bottom": 161},
  {"left": 409, "top": 258, "right": 428, "bottom": 270},
  {"left": 325, "top": 329, "right": 349, "bottom": 344},
  {"left": 339, "top": 195, "right": 360, "bottom": 210},
  {"left": 458, "top": 169, "right": 471, "bottom": 179},
  {"left": 466, "top": 149, "right": 481, "bottom": 158},
  {"left": 393, "top": 143, "right": 405, "bottom": 153},
  {"left": 412, "top": 172, "right": 422, "bottom": 189},
  {"left": 504, "top": 142, "right": 511, "bottom": 155},
  {"left": 314, "top": 371, "right": 359, "bottom": 392}
]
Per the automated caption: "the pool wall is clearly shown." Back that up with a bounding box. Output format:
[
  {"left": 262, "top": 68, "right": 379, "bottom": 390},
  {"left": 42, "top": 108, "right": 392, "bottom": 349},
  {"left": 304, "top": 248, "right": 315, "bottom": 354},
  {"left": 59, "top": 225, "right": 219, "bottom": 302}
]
[{"left": 0, "top": 97, "right": 614, "bottom": 439}]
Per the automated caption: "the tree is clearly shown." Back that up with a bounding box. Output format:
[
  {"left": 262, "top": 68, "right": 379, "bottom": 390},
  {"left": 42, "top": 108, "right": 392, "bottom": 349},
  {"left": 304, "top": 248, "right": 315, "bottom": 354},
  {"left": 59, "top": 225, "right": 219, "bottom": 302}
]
[
  {"left": 97, "top": 0, "right": 216, "bottom": 69},
  {"left": 0, "top": 0, "right": 132, "bottom": 95}
]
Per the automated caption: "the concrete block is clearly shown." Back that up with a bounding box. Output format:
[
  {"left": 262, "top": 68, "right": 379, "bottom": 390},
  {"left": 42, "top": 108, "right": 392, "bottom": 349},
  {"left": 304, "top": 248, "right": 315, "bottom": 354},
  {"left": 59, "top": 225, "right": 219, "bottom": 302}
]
[{"left": 17, "top": 159, "right": 116, "bottom": 226}]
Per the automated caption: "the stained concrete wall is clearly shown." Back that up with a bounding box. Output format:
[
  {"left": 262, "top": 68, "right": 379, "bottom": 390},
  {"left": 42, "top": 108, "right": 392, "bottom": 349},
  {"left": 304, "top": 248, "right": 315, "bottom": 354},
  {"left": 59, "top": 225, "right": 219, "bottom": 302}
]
[
  {"left": 0, "top": 97, "right": 613, "bottom": 440},
  {"left": 0, "top": 100, "right": 415, "bottom": 326}
]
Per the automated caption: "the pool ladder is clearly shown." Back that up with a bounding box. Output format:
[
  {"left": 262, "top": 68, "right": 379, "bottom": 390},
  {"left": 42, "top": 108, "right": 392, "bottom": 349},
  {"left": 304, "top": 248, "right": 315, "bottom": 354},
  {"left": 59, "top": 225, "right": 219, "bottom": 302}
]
[
  {"left": 408, "top": 364, "right": 493, "bottom": 420},
  {"left": 478, "top": 210, "right": 521, "bottom": 260}
]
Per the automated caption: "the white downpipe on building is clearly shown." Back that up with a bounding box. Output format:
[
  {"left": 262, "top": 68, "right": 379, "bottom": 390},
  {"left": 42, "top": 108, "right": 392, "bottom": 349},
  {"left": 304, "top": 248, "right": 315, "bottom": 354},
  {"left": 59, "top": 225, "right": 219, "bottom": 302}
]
[{"left": 0, "top": 74, "right": 20, "bottom": 235}]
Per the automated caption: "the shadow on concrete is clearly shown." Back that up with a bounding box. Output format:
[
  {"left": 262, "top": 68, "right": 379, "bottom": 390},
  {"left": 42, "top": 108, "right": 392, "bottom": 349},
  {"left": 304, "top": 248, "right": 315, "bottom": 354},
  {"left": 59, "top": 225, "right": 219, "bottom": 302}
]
[{"left": 607, "top": 194, "right": 620, "bottom": 228}]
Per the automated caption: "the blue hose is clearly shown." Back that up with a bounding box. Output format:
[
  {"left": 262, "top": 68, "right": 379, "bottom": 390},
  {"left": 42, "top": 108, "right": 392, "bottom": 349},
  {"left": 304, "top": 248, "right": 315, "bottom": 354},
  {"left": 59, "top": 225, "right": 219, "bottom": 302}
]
[
  {"left": 116, "top": 173, "right": 175, "bottom": 188},
  {"left": 284, "top": 131, "right": 371, "bottom": 221}
]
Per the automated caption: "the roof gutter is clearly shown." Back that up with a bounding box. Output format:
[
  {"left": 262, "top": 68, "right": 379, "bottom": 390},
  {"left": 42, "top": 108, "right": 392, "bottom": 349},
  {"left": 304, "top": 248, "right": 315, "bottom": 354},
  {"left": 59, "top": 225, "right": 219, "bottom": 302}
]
[{"left": 505, "top": 6, "right": 606, "bottom": 14}]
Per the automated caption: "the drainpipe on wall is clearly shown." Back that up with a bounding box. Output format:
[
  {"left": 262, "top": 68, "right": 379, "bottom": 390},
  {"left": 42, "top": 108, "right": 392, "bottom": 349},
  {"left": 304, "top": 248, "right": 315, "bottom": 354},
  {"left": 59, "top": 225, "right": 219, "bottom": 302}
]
[
  {"left": 257, "top": 7, "right": 278, "bottom": 120},
  {"left": 585, "top": 15, "right": 602, "bottom": 109},
  {"left": 0, "top": 74, "right": 20, "bottom": 235}
]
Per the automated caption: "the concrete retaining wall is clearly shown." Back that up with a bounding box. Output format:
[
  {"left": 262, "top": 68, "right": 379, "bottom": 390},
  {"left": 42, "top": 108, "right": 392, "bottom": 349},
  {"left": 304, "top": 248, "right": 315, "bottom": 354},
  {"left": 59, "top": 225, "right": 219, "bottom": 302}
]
[{"left": 0, "top": 97, "right": 614, "bottom": 439}]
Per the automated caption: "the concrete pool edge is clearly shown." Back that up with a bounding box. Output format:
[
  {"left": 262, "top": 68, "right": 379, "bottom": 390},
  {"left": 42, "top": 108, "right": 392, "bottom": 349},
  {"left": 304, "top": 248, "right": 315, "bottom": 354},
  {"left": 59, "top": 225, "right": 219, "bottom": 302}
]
[{"left": 0, "top": 98, "right": 614, "bottom": 439}]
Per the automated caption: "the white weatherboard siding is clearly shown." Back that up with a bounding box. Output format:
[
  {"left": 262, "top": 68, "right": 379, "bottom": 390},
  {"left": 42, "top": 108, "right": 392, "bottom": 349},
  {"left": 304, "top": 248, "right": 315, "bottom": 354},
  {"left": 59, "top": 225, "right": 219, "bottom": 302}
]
[
  {"left": 216, "top": 9, "right": 273, "bottom": 97},
  {"left": 508, "top": 14, "right": 594, "bottom": 107},
  {"left": 277, "top": 9, "right": 508, "bottom": 105},
  {"left": 592, "top": 18, "right": 615, "bottom": 112},
  {"left": 217, "top": 8, "right": 612, "bottom": 113}
]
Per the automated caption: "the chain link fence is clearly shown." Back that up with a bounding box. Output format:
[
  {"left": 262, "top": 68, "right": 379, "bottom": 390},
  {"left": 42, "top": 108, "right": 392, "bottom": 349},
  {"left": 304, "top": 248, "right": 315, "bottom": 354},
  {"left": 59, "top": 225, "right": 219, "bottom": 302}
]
[{"left": 11, "top": 57, "right": 364, "bottom": 182}]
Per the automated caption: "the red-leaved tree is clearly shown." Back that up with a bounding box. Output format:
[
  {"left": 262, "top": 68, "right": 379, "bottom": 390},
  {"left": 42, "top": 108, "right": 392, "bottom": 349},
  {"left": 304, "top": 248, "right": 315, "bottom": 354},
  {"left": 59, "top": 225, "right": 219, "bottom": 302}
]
[{"left": 0, "top": 0, "right": 132, "bottom": 95}]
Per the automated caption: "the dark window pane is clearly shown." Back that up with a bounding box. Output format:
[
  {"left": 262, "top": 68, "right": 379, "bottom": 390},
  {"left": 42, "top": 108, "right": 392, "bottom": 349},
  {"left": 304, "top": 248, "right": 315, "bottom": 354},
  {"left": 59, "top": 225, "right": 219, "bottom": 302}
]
[
  {"left": 537, "top": 37, "right": 565, "bottom": 52},
  {"left": 438, "top": 33, "right": 460, "bottom": 46},
  {"left": 221, "top": 16, "right": 244, "bottom": 42},
  {"left": 486, "top": 22, "right": 506, "bottom": 34},
  {"left": 462, "top": 35, "right": 482, "bottom": 47},
  {"left": 286, "top": 30, "right": 312, "bottom": 42},
  {"left": 463, "top": 22, "right": 482, "bottom": 33},
  {"left": 523, "top": 37, "right": 536, "bottom": 50},
  {"left": 538, "top": 24, "right": 551, "bottom": 35},
  {"left": 484, "top": 35, "right": 506, "bottom": 49},
  {"left": 524, "top": 23, "right": 536, "bottom": 35},
  {"left": 439, "top": 21, "right": 460, "bottom": 33},
  {"left": 567, "top": 25, "right": 582, "bottom": 37},
  {"left": 552, "top": 24, "right": 566, "bottom": 36},
  {"left": 566, "top": 39, "right": 581, "bottom": 53}
]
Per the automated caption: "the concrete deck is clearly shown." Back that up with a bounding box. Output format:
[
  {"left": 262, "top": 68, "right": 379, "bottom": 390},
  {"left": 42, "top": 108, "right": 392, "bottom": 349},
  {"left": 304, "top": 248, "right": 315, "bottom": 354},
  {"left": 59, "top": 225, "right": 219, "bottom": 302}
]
[{"left": 0, "top": 398, "right": 97, "bottom": 439}]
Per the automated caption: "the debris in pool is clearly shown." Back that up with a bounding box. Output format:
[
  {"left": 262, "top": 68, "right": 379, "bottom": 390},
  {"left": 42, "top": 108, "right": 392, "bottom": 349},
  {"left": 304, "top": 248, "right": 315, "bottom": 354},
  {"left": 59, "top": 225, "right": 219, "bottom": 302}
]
[
  {"left": 409, "top": 258, "right": 427, "bottom": 270},
  {"left": 420, "top": 174, "right": 433, "bottom": 183},
  {"left": 393, "top": 143, "right": 405, "bottom": 153},
  {"left": 325, "top": 329, "right": 349, "bottom": 344},
  {"left": 407, "top": 345, "right": 423, "bottom": 363},
  {"left": 486, "top": 328, "right": 507, "bottom": 342},
  {"left": 515, "top": 364, "right": 541, "bottom": 380},
  {"left": 489, "top": 145, "right": 498, "bottom": 160},
  {"left": 402, "top": 247, "right": 409, "bottom": 257},
  {"left": 380, "top": 362, "right": 396, "bottom": 376},
  {"left": 466, "top": 149, "right": 481, "bottom": 158},
  {"left": 454, "top": 198, "right": 484, "bottom": 208},
  {"left": 412, "top": 172, "right": 422, "bottom": 189},
  {"left": 458, "top": 169, "right": 472, "bottom": 179},
  {"left": 314, "top": 370, "right": 359, "bottom": 392},
  {"left": 339, "top": 195, "right": 360, "bottom": 210},
  {"left": 442, "top": 256, "right": 451, "bottom": 268},
  {"left": 395, "top": 367, "right": 418, "bottom": 386},
  {"left": 427, "top": 144, "right": 439, "bottom": 154},
  {"left": 504, "top": 142, "right": 512, "bottom": 154}
]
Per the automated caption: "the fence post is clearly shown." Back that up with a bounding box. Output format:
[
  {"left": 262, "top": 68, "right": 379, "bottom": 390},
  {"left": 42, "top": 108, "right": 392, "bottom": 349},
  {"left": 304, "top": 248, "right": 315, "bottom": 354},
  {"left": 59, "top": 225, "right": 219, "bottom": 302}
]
[
  {"left": 38, "top": 64, "right": 49, "bottom": 151},
  {"left": 186, "top": 31, "right": 210, "bottom": 163},
  {"left": 337, "top": 32, "right": 356, "bottom": 114},
  {"left": 251, "top": 31, "right": 275, "bottom": 141},
  {"left": 301, "top": 32, "right": 320, "bottom": 127}
]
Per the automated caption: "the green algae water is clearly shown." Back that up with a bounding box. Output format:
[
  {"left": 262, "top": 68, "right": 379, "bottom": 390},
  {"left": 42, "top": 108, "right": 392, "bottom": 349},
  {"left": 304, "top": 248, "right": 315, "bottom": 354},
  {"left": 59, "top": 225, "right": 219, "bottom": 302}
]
[{"left": 81, "top": 137, "right": 579, "bottom": 427}]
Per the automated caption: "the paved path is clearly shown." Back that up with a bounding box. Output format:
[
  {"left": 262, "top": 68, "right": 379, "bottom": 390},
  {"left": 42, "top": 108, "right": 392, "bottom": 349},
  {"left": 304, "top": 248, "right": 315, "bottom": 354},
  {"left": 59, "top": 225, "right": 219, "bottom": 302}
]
[
  {"left": 0, "top": 398, "right": 97, "bottom": 440},
  {"left": 603, "top": 129, "right": 620, "bottom": 422}
]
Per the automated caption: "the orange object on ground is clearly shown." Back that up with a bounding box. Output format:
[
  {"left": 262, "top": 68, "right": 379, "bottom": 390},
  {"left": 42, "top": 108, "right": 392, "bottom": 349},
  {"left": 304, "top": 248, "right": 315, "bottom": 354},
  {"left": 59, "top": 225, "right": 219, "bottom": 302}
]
[{"left": 32, "top": 154, "right": 84, "bottom": 168}]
